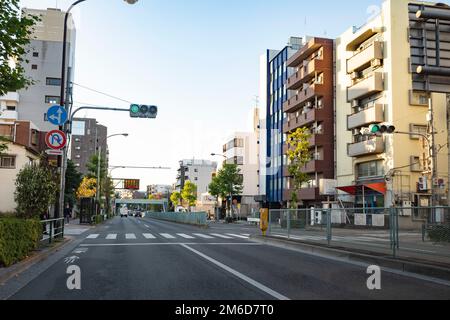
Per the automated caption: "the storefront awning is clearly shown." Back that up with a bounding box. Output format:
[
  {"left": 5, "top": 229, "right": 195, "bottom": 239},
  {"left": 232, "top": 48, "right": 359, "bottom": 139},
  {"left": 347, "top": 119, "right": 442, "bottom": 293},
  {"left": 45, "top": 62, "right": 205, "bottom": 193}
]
[{"left": 337, "top": 182, "right": 386, "bottom": 195}]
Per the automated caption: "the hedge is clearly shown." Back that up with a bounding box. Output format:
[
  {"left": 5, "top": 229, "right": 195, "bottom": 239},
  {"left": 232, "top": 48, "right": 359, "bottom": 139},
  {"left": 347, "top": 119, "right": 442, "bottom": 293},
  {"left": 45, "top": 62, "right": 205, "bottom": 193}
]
[{"left": 0, "top": 218, "right": 42, "bottom": 267}]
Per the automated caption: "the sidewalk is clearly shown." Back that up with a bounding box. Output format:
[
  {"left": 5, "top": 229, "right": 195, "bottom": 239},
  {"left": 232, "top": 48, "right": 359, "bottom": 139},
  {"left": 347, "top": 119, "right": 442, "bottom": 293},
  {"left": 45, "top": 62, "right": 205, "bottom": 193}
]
[{"left": 63, "top": 218, "right": 94, "bottom": 236}]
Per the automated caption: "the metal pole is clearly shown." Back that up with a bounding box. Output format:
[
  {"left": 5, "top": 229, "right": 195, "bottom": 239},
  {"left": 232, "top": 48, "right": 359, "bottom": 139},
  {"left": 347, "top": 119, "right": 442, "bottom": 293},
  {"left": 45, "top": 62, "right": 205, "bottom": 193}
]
[
  {"left": 429, "top": 97, "right": 438, "bottom": 207},
  {"left": 97, "top": 145, "right": 102, "bottom": 202}
]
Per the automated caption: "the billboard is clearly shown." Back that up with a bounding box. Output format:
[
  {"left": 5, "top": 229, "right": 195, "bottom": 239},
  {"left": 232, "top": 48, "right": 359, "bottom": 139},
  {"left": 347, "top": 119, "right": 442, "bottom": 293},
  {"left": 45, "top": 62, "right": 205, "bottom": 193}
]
[
  {"left": 124, "top": 179, "right": 140, "bottom": 190},
  {"left": 408, "top": 3, "right": 450, "bottom": 93}
]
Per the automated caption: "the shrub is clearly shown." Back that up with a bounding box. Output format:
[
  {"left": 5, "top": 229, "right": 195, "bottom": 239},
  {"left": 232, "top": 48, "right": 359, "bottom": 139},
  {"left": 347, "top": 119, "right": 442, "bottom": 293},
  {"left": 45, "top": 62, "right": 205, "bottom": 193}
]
[{"left": 0, "top": 218, "right": 42, "bottom": 267}]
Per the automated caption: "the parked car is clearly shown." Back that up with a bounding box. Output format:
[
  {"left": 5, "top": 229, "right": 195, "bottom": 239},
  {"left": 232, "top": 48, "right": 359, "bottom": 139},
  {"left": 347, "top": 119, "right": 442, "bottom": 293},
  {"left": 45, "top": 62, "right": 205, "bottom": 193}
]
[{"left": 135, "top": 211, "right": 143, "bottom": 218}]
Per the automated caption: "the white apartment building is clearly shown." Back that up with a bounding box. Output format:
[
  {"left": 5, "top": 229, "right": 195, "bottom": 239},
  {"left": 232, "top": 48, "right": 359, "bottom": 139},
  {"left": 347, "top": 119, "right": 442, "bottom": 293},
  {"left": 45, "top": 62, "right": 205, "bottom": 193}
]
[
  {"left": 176, "top": 159, "right": 218, "bottom": 200},
  {"left": 0, "top": 8, "right": 76, "bottom": 131}
]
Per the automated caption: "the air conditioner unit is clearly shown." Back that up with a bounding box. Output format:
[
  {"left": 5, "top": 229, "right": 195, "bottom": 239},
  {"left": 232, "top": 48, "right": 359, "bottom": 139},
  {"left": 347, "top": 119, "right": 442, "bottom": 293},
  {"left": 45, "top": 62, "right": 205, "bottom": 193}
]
[
  {"left": 350, "top": 71, "right": 359, "bottom": 80},
  {"left": 314, "top": 152, "right": 321, "bottom": 160},
  {"left": 371, "top": 59, "right": 382, "bottom": 68},
  {"left": 306, "top": 101, "right": 312, "bottom": 108}
]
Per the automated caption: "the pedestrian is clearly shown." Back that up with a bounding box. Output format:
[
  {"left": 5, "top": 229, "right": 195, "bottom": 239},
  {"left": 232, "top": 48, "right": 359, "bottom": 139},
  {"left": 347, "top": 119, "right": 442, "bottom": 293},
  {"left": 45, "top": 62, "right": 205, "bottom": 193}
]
[{"left": 64, "top": 204, "right": 72, "bottom": 225}]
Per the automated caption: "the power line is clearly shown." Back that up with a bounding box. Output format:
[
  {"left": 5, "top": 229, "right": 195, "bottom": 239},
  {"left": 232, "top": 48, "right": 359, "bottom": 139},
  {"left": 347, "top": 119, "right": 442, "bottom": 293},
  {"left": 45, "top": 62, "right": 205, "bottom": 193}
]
[{"left": 72, "top": 82, "right": 133, "bottom": 104}]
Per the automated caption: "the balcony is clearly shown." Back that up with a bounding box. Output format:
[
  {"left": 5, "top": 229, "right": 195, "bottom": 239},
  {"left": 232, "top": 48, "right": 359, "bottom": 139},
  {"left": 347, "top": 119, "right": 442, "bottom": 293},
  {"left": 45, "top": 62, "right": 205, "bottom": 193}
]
[
  {"left": 347, "top": 104, "right": 384, "bottom": 130},
  {"left": 347, "top": 41, "right": 383, "bottom": 74},
  {"left": 308, "top": 134, "right": 327, "bottom": 147},
  {"left": 283, "top": 188, "right": 320, "bottom": 201},
  {"left": 347, "top": 137, "right": 384, "bottom": 157},
  {"left": 0, "top": 110, "right": 18, "bottom": 120},
  {"left": 303, "top": 160, "right": 325, "bottom": 174},
  {"left": 284, "top": 83, "right": 326, "bottom": 113},
  {"left": 287, "top": 59, "right": 325, "bottom": 90},
  {"left": 283, "top": 109, "right": 318, "bottom": 133},
  {"left": 0, "top": 92, "right": 20, "bottom": 103},
  {"left": 347, "top": 72, "right": 383, "bottom": 101}
]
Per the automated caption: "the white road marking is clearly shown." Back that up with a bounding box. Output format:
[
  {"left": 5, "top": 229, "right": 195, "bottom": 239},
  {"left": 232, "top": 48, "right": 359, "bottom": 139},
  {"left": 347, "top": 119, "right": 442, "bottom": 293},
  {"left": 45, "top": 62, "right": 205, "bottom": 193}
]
[
  {"left": 126, "top": 233, "right": 137, "bottom": 239},
  {"left": 226, "top": 233, "right": 249, "bottom": 239},
  {"left": 106, "top": 234, "right": 117, "bottom": 240},
  {"left": 181, "top": 244, "right": 290, "bottom": 300},
  {"left": 210, "top": 233, "right": 233, "bottom": 239},
  {"left": 87, "top": 234, "right": 99, "bottom": 239},
  {"left": 80, "top": 243, "right": 263, "bottom": 247},
  {"left": 160, "top": 233, "right": 176, "bottom": 239},
  {"left": 177, "top": 233, "right": 195, "bottom": 239},
  {"left": 193, "top": 234, "right": 214, "bottom": 239},
  {"left": 143, "top": 233, "right": 156, "bottom": 239},
  {"left": 144, "top": 224, "right": 150, "bottom": 228}
]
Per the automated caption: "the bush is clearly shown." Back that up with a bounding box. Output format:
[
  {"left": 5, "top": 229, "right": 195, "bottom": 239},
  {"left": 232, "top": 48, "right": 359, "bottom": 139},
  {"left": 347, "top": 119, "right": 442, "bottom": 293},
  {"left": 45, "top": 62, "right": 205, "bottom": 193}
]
[
  {"left": 428, "top": 225, "right": 450, "bottom": 243},
  {"left": 0, "top": 218, "right": 42, "bottom": 267}
]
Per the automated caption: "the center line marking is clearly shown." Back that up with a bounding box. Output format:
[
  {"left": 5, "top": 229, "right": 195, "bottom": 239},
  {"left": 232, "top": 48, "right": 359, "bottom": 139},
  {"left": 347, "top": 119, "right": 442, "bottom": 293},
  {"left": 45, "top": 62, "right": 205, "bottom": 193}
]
[{"left": 180, "top": 244, "right": 290, "bottom": 301}]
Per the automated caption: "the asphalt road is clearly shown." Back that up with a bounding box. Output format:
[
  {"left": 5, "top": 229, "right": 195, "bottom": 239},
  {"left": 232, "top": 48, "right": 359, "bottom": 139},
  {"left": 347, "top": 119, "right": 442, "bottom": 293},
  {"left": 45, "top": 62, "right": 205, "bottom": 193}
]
[{"left": 6, "top": 216, "right": 450, "bottom": 300}]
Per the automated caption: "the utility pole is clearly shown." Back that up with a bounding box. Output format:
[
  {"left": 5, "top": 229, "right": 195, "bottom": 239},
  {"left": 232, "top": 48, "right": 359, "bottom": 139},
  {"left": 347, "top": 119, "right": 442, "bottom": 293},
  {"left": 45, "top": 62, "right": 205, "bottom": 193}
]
[{"left": 428, "top": 97, "right": 438, "bottom": 207}]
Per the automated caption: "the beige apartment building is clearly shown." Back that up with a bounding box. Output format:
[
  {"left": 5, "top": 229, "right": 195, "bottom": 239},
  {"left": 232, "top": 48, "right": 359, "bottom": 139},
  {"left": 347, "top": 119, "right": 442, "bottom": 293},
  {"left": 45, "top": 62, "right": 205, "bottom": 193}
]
[{"left": 336, "top": 0, "right": 449, "bottom": 211}]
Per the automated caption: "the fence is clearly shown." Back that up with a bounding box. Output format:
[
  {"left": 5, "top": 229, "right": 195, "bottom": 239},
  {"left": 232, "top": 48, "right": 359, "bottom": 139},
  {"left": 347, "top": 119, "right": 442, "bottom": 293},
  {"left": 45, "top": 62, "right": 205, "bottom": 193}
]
[
  {"left": 268, "top": 207, "right": 450, "bottom": 262},
  {"left": 146, "top": 211, "right": 207, "bottom": 227},
  {"left": 40, "top": 218, "right": 65, "bottom": 244}
]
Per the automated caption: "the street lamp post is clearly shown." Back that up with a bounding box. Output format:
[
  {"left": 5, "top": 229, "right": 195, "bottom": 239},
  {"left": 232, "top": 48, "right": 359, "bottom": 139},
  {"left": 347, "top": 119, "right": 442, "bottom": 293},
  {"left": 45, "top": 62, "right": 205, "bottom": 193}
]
[{"left": 211, "top": 153, "right": 233, "bottom": 220}]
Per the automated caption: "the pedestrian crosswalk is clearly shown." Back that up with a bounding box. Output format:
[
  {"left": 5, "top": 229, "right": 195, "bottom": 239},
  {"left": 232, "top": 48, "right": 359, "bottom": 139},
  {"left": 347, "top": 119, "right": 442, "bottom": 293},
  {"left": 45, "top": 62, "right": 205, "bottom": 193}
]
[{"left": 84, "top": 232, "right": 251, "bottom": 241}]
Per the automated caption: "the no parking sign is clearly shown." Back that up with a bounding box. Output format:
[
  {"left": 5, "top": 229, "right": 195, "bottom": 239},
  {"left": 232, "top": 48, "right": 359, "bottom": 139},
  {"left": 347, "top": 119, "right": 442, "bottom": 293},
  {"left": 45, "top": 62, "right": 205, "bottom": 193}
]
[{"left": 45, "top": 130, "right": 67, "bottom": 150}]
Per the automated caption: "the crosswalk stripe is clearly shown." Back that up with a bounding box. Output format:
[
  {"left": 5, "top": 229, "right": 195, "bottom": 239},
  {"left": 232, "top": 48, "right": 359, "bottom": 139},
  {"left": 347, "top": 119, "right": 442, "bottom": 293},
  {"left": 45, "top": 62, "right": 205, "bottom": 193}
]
[
  {"left": 160, "top": 233, "right": 176, "bottom": 239},
  {"left": 106, "top": 234, "right": 117, "bottom": 240},
  {"left": 87, "top": 234, "right": 99, "bottom": 239},
  {"left": 143, "top": 233, "right": 156, "bottom": 239},
  {"left": 193, "top": 233, "right": 214, "bottom": 239},
  {"left": 177, "top": 233, "right": 195, "bottom": 239},
  {"left": 210, "top": 233, "right": 233, "bottom": 239},
  {"left": 226, "top": 233, "right": 249, "bottom": 239},
  {"left": 126, "top": 233, "right": 137, "bottom": 239}
]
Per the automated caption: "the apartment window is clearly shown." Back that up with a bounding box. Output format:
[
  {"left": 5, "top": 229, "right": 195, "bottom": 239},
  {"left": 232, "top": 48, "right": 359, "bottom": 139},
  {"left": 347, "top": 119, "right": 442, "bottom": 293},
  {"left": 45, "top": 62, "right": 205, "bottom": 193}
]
[
  {"left": 32, "top": 52, "right": 39, "bottom": 57},
  {"left": 0, "top": 156, "right": 16, "bottom": 169},
  {"left": 46, "top": 77, "right": 62, "bottom": 86},
  {"left": 357, "top": 161, "right": 384, "bottom": 180},
  {"left": 31, "top": 64, "right": 38, "bottom": 70},
  {"left": 194, "top": 177, "right": 198, "bottom": 181},
  {"left": 75, "top": 155, "right": 81, "bottom": 159},
  {"left": 45, "top": 96, "right": 60, "bottom": 104},
  {"left": 410, "top": 124, "right": 428, "bottom": 140},
  {"left": 194, "top": 169, "right": 198, "bottom": 173},
  {"left": 75, "top": 146, "right": 81, "bottom": 151},
  {"left": 31, "top": 130, "right": 39, "bottom": 146},
  {"left": 410, "top": 156, "right": 423, "bottom": 172},
  {"left": 74, "top": 138, "right": 81, "bottom": 142},
  {"left": 6, "top": 105, "right": 16, "bottom": 111}
]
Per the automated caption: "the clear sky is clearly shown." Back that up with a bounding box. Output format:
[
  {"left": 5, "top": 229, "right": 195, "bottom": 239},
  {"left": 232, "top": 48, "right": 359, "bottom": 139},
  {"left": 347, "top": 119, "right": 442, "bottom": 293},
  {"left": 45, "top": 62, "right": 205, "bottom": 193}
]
[{"left": 19, "top": 0, "right": 382, "bottom": 190}]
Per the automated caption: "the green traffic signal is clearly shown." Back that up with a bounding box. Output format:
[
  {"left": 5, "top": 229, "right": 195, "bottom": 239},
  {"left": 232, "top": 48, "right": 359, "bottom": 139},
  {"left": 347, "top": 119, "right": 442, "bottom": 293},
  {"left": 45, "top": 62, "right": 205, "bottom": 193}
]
[
  {"left": 370, "top": 124, "right": 381, "bottom": 133},
  {"left": 130, "top": 104, "right": 140, "bottom": 114}
]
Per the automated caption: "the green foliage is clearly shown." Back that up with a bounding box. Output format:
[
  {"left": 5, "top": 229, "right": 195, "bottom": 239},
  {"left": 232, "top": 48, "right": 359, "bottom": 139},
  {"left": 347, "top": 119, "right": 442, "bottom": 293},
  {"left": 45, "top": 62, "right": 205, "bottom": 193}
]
[
  {"left": 181, "top": 181, "right": 197, "bottom": 210},
  {"left": 286, "top": 127, "right": 311, "bottom": 207},
  {"left": 14, "top": 162, "right": 58, "bottom": 219},
  {"left": 0, "top": 217, "right": 41, "bottom": 267},
  {"left": 170, "top": 191, "right": 182, "bottom": 207},
  {"left": 0, "top": 136, "right": 9, "bottom": 155},
  {"left": 65, "top": 160, "right": 82, "bottom": 208},
  {"left": 0, "top": 0, "right": 40, "bottom": 96},
  {"left": 208, "top": 164, "right": 243, "bottom": 211}
]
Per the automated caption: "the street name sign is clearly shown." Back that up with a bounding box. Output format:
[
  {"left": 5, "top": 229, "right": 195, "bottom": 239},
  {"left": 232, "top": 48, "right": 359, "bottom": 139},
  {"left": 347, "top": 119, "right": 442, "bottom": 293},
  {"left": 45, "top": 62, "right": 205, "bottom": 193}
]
[
  {"left": 45, "top": 130, "right": 67, "bottom": 150},
  {"left": 47, "top": 105, "right": 68, "bottom": 126}
]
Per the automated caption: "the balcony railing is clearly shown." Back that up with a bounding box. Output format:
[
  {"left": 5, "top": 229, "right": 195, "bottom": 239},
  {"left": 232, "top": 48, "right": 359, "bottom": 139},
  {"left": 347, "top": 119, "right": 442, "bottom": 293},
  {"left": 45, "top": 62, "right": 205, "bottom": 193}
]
[
  {"left": 284, "top": 83, "right": 325, "bottom": 113},
  {"left": 0, "top": 92, "right": 20, "bottom": 103},
  {"left": 347, "top": 41, "right": 383, "bottom": 73},
  {"left": 283, "top": 108, "right": 318, "bottom": 133},
  {"left": 287, "top": 59, "right": 324, "bottom": 90},
  {"left": 347, "top": 137, "right": 384, "bottom": 157},
  {"left": 0, "top": 110, "right": 19, "bottom": 120},
  {"left": 347, "top": 72, "right": 383, "bottom": 101},
  {"left": 347, "top": 104, "right": 384, "bottom": 130}
]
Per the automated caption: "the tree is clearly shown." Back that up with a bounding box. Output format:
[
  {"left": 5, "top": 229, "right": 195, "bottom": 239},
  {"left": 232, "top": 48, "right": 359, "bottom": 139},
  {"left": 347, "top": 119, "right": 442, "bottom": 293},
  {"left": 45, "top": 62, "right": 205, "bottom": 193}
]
[
  {"left": 14, "top": 162, "right": 58, "bottom": 219},
  {"left": 181, "top": 181, "right": 197, "bottom": 212},
  {"left": 76, "top": 177, "right": 97, "bottom": 199},
  {"left": 64, "top": 160, "right": 82, "bottom": 208},
  {"left": 86, "top": 154, "right": 107, "bottom": 200},
  {"left": 0, "top": 1, "right": 40, "bottom": 96},
  {"left": 208, "top": 164, "right": 243, "bottom": 216},
  {"left": 170, "top": 191, "right": 182, "bottom": 208},
  {"left": 286, "top": 127, "right": 311, "bottom": 208},
  {"left": 0, "top": 136, "right": 9, "bottom": 155}
]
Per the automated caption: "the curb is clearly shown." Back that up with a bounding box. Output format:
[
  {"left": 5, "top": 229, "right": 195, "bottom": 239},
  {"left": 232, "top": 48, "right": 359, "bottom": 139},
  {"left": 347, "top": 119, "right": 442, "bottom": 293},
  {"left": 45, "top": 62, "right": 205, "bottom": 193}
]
[
  {"left": 0, "top": 238, "right": 73, "bottom": 285},
  {"left": 251, "top": 235, "right": 450, "bottom": 282}
]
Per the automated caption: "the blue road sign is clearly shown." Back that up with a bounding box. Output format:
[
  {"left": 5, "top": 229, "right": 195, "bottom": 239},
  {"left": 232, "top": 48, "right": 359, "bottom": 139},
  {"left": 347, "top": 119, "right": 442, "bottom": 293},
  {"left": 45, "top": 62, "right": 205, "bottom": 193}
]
[{"left": 47, "top": 105, "right": 68, "bottom": 126}]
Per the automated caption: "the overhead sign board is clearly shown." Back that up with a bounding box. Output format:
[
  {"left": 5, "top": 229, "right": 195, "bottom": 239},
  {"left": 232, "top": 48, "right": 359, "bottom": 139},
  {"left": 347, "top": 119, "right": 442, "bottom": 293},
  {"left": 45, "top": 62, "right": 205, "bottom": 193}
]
[
  {"left": 408, "top": 3, "right": 450, "bottom": 93},
  {"left": 124, "top": 179, "right": 140, "bottom": 190},
  {"left": 47, "top": 105, "right": 68, "bottom": 126},
  {"left": 45, "top": 130, "right": 67, "bottom": 150}
]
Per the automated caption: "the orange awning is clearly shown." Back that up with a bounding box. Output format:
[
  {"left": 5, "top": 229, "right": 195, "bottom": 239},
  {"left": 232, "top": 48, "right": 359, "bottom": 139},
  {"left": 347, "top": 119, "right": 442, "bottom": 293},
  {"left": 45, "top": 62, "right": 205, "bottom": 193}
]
[
  {"left": 337, "top": 183, "right": 386, "bottom": 195},
  {"left": 365, "top": 183, "right": 386, "bottom": 195}
]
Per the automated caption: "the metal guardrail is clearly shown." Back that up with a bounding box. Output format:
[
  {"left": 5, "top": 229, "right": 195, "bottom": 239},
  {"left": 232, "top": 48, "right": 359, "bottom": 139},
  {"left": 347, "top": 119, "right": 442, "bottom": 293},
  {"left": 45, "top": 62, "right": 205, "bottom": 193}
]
[
  {"left": 146, "top": 211, "right": 207, "bottom": 226},
  {"left": 40, "top": 218, "right": 65, "bottom": 244}
]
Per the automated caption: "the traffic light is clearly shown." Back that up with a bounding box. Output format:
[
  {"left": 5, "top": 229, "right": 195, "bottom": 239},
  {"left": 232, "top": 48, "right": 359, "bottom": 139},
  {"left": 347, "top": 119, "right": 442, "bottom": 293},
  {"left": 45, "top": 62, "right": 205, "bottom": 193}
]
[
  {"left": 369, "top": 123, "right": 396, "bottom": 135},
  {"left": 130, "top": 104, "right": 158, "bottom": 119}
]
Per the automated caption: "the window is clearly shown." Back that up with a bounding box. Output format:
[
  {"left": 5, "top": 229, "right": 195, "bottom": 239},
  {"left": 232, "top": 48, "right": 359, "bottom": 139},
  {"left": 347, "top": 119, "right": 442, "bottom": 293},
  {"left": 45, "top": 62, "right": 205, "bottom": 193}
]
[
  {"left": 46, "top": 78, "right": 62, "bottom": 86},
  {"left": 31, "top": 130, "right": 39, "bottom": 146},
  {"left": 0, "top": 156, "right": 16, "bottom": 169},
  {"left": 31, "top": 64, "right": 38, "bottom": 70},
  {"left": 75, "top": 155, "right": 81, "bottom": 159},
  {"left": 410, "top": 156, "right": 423, "bottom": 172},
  {"left": 6, "top": 105, "right": 15, "bottom": 111},
  {"left": 194, "top": 177, "right": 198, "bottom": 181},
  {"left": 357, "top": 161, "right": 384, "bottom": 180},
  {"left": 410, "top": 124, "right": 428, "bottom": 140},
  {"left": 45, "top": 96, "right": 60, "bottom": 104},
  {"left": 194, "top": 169, "right": 198, "bottom": 173},
  {"left": 75, "top": 147, "right": 81, "bottom": 151},
  {"left": 33, "top": 52, "right": 39, "bottom": 57}
]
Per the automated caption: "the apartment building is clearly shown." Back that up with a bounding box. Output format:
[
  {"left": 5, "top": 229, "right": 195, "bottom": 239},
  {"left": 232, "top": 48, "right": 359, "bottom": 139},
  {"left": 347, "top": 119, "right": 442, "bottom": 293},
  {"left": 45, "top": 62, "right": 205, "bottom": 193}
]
[
  {"left": 0, "top": 120, "right": 46, "bottom": 213},
  {"left": 0, "top": 8, "right": 76, "bottom": 132},
  {"left": 176, "top": 159, "right": 217, "bottom": 200},
  {"left": 147, "top": 184, "right": 173, "bottom": 199},
  {"left": 259, "top": 37, "right": 303, "bottom": 208},
  {"left": 335, "top": 0, "right": 449, "bottom": 211},
  {"left": 283, "top": 37, "right": 335, "bottom": 207},
  {"left": 70, "top": 118, "right": 108, "bottom": 176}
]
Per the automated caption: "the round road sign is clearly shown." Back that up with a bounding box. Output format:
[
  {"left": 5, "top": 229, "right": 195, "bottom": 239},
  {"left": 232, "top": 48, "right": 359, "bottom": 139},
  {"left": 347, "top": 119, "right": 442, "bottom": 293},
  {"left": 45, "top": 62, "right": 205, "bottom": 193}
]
[{"left": 45, "top": 130, "right": 67, "bottom": 150}]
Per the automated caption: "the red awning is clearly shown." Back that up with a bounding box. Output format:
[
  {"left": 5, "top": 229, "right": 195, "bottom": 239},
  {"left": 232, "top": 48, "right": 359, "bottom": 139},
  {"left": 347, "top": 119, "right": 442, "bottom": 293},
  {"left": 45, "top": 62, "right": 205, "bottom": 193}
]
[{"left": 337, "top": 183, "right": 386, "bottom": 195}]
